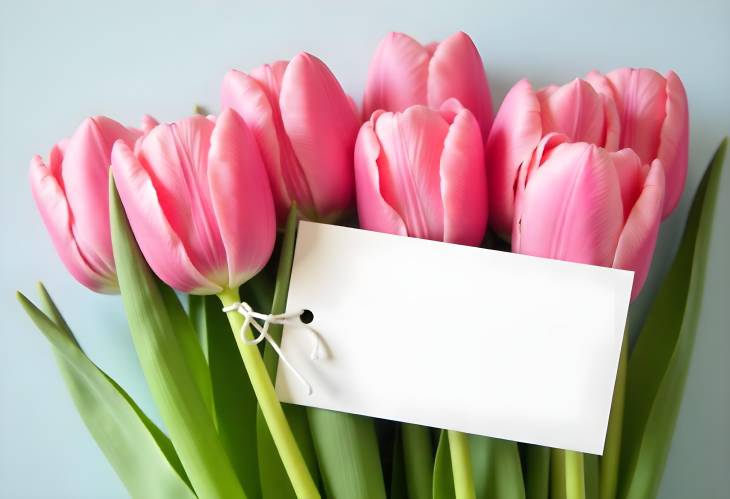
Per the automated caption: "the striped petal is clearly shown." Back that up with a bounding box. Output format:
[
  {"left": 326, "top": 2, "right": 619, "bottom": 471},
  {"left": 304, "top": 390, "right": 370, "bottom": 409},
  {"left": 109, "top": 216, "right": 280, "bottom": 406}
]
[
  {"left": 208, "top": 109, "right": 276, "bottom": 289},
  {"left": 484, "top": 79, "right": 542, "bottom": 236},
  {"left": 536, "top": 79, "right": 606, "bottom": 146},
  {"left": 280, "top": 52, "right": 359, "bottom": 221},
  {"left": 428, "top": 31, "right": 493, "bottom": 140},
  {"left": 137, "top": 116, "right": 228, "bottom": 284},
  {"left": 657, "top": 71, "right": 689, "bottom": 217},
  {"left": 606, "top": 68, "right": 667, "bottom": 166},
  {"left": 30, "top": 153, "right": 117, "bottom": 293},
  {"left": 111, "top": 140, "right": 221, "bottom": 294},
  {"left": 439, "top": 104, "right": 487, "bottom": 246},
  {"left": 373, "top": 106, "right": 448, "bottom": 240},
  {"left": 362, "top": 32, "right": 430, "bottom": 119},
  {"left": 221, "top": 68, "right": 292, "bottom": 221},
  {"left": 613, "top": 159, "right": 665, "bottom": 299},
  {"left": 354, "top": 113, "right": 408, "bottom": 236},
  {"left": 514, "top": 142, "right": 623, "bottom": 266},
  {"left": 62, "top": 116, "right": 138, "bottom": 279}
]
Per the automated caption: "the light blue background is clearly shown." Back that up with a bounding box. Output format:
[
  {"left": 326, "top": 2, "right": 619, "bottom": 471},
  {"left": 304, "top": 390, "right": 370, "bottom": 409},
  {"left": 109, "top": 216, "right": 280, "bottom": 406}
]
[{"left": 1, "top": 0, "right": 729, "bottom": 497}]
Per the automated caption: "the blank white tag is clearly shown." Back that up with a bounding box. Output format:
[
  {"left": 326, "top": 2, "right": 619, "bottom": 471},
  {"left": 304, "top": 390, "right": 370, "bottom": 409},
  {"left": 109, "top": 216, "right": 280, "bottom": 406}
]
[{"left": 276, "top": 221, "right": 632, "bottom": 454}]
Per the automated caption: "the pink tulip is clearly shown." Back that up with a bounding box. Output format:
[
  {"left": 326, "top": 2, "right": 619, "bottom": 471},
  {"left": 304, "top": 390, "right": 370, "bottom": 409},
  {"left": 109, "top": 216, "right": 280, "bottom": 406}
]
[
  {"left": 221, "top": 53, "right": 359, "bottom": 223},
  {"left": 512, "top": 135, "right": 665, "bottom": 299},
  {"left": 355, "top": 102, "right": 487, "bottom": 246},
  {"left": 111, "top": 109, "right": 276, "bottom": 294},
  {"left": 585, "top": 68, "right": 689, "bottom": 218},
  {"left": 30, "top": 116, "right": 141, "bottom": 293},
  {"left": 485, "top": 78, "right": 621, "bottom": 237},
  {"left": 362, "top": 31, "right": 493, "bottom": 142}
]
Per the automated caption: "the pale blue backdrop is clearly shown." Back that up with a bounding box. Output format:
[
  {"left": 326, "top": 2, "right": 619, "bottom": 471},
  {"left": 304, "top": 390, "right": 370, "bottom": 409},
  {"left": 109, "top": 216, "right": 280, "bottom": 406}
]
[{"left": 1, "top": 0, "right": 728, "bottom": 497}]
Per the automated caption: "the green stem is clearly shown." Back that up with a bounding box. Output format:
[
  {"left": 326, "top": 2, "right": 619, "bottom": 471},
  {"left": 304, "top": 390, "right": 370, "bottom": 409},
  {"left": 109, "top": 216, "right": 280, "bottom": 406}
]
[
  {"left": 551, "top": 449, "right": 566, "bottom": 499},
  {"left": 448, "top": 430, "right": 476, "bottom": 499},
  {"left": 525, "top": 445, "right": 550, "bottom": 499},
  {"left": 599, "top": 333, "right": 628, "bottom": 499},
  {"left": 565, "top": 451, "right": 586, "bottom": 499},
  {"left": 402, "top": 423, "right": 434, "bottom": 499},
  {"left": 218, "top": 287, "right": 320, "bottom": 499}
]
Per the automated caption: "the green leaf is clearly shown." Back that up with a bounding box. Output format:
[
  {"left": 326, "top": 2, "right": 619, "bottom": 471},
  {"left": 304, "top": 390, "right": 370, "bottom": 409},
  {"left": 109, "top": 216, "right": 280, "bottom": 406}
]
[
  {"left": 469, "top": 436, "right": 525, "bottom": 499},
  {"left": 190, "top": 294, "right": 261, "bottom": 499},
  {"left": 401, "top": 423, "right": 434, "bottom": 499},
  {"left": 599, "top": 331, "right": 628, "bottom": 499},
  {"left": 159, "top": 283, "right": 215, "bottom": 421},
  {"left": 448, "top": 431, "right": 476, "bottom": 499},
  {"left": 189, "top": 295, "right": 209, "bottom": 360},
  {"left": 254, "top": 206, "right": 321, "bottom": 498},
  {"left": 433, "top": 430, "right": 455, "bottom": 499},
  {"left": 307, "top": 408, "right": 386, "bottom": 499},
  {"left": 109, "top": 175, "right": 245, "bottom": 499},
  {"left": 18, "top": 287, "right": 195, "bottom": 499},
  {"left": 584, "top": 453, "right": 599, "bottom": 499},
  {"left": 390, "top": 426, "right": 409, "bottom": 499},
  {"left": 551, "top": 449, "right": 567, "bottom": 499},
  {"left": 37, "top": 283, "right": 188, "bottom": 483},
  {"left": 619, "top": 138, "right": 728, "bottom": 499},
  {"left": 523, "top": 445, "right": 549, "bottom": 499}
]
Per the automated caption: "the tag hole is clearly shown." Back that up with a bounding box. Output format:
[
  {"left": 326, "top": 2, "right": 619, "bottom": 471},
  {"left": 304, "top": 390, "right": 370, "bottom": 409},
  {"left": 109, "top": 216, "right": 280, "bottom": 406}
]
[{"left": 300, "top": 309, "right": 314, "bottom": 324}]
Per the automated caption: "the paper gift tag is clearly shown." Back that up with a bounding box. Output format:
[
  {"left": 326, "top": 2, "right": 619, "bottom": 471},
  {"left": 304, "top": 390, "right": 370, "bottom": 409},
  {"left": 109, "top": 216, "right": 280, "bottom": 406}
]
[{"left": 275, "top": 221, "right": 632, "bottom": 454}]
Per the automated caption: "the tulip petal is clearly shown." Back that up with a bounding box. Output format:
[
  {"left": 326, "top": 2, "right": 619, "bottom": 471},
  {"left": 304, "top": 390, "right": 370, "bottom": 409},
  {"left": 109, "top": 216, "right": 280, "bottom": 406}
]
[
  {"left": 249, "top": 60, "right": 289, "bottom": 97},
  {"left": 606, "top": 68, "right": 667, "bottom": 165},
  {"left": 511, "top": 132, "right": 570, "bottom": 251},
  {"left": 373, "top": 106, "right": 448, "bottom": 240},
  {"left": 141, "top": 114, "right": 159, "bottom": 134},
  {"left": 439, "top": 107, "right": 487, "bottom": 245},
  {"left": 657, "top": 71, "right": 689, "bottom": 217},
  {"left": 515, "top": 143, "right": 623, "bottom": 266},
  {"left": 484, "top": 79, "right": 542, "bottom": 236},
  {"left": 251, "top": 61, "right": 318, "bottom": 219},
  {"left": 601, "top": 94, "right": 621, "bottom": 151},
  {"left": 609, "top": 149, "right": 646, "bottom": 221},
  {"left": 280, "top": 53, "right": 359, "bottom": 220},
  {"left": 354, "top": 116, "right": 408, "bottom": 236},
  {"left": 583, "top": 71, "right": 622, "bottom": 151},
  {"left": 30, "top": 154, "right": 117, "bottom": 293},
  {"left": 62, "top": 117, "right": 138, "bottom": 279},
  {"left": 613, "top": 159, "right": 665, "bottom": 299},
  {"left": 536, "top": 79, "right": 606, "bottom": 146},
  {"left": 208, "top": 109, "right": 276, "bottom": 289},
  {"left": 221, "top": 69, "right": 292, "bottom": 220},
  {"left": 111, "top": 140, "right": 221, "bottom": 294},
  {"left": 428, "top": 31, "right": 493, "bottom": 140},
  {"left": 137, "top": 116, "right": 229, "bottom": 285},
  {"left": 362, "top": 32, "right": 430, "bottom": 119}
]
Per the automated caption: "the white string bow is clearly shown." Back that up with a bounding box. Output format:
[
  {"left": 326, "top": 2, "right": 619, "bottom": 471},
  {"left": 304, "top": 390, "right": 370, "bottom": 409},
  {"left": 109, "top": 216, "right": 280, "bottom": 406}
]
[{"left": 222, "top": 301, "right": 320, "bottom": 395}]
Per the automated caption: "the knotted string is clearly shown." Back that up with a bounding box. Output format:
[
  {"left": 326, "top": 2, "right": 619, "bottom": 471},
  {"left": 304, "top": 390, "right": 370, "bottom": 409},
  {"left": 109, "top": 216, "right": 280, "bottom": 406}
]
[{"left": 222, "top": 302, "right": 320, "bottom": 395}]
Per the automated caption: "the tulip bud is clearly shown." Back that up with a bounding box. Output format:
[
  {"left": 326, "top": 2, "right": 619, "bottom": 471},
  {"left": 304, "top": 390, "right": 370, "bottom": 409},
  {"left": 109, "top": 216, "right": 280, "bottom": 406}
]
[
  {"left": 111, "top": 109, "right": 276, "bottom": 294},
  {"left": 362, "top": 31, "right": 493, "bottom": 141},
  {"left": 355, "top": 102, "right": 487, "bottom": 246},
  {"left": 585, "top": 68, "right": 689, "bottom": 218},
  {"left": 485, "top": 78, "right": 620, "bottom": 237},
  {"left": 512, "top": 136, "right": 665, "bottom": 299},
  {"left": 221, "top": 53, "right": 359, "bottom": 223},
  {"left": 30, "top": 116, "right": 141, "bottom": 293}
]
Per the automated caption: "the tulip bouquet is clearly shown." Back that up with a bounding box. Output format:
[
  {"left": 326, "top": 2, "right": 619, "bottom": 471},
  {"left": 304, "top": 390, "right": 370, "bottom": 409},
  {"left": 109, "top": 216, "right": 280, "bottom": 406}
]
[{"left": 17, "top": 30, "right": 726, "bottom": 499}]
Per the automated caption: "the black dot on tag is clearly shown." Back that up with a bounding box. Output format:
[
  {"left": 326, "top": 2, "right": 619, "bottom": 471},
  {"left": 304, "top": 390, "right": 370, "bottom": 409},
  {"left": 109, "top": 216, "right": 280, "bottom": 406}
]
[{"left": 300, "top": 309, "right": 314, "bottom": 324}]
